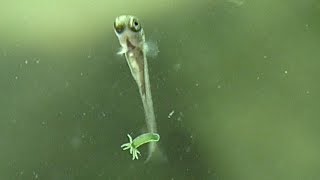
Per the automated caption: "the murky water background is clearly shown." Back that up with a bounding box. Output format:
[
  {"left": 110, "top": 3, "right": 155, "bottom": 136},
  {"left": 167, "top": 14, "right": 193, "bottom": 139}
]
[{"left": 1, "top": 0, "right": 320, "bottom": 179}]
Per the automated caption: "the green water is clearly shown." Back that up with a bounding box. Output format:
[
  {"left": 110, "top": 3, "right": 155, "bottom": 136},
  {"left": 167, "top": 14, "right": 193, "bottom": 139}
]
[{"left": 1, "top": 0, "right": 320, "bottom": 179}]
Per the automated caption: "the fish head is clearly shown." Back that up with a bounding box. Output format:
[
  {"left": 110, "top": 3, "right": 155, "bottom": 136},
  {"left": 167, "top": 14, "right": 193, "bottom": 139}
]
[{"left": 114, "top": 15, "right": 145, "bottom": 51}]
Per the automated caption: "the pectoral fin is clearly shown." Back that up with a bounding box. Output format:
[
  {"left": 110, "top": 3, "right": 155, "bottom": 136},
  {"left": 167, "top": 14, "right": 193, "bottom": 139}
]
[{"left": 117, "top": 47, "right": 128, "bottom": 55}]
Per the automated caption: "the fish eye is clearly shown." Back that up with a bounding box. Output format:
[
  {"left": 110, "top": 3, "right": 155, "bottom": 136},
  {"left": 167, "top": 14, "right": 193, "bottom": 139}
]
[
  {"left": 129, "top": 18, "right": 141, "bottom": 32},
  {"left": 114, "top": 21, "right": 125, "bottom": 34}
]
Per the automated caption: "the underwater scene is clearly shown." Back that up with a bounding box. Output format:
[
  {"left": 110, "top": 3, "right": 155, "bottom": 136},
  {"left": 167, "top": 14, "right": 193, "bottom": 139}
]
[{"left": 1, "top": 0, "right": 320, "bottom": 179}]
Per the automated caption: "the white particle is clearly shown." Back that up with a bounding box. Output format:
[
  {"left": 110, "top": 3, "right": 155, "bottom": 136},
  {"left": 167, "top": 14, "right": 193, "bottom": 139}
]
[
  {"left": 15, "top": 76, "right": 19, "bottom": 80},
  {"left": 263, "top": 55, "right": 267, "bottom": 59},
  {"left": 217, "top": 85, "right": 221, "bottom": 89},
  {"left": 33, "top": 171, "right": 38, "bottom": 179},
  {"left": 80, "top": 72, "right": 83, "bottom": 76},
  {"left": 185, "top": 146, "right": 191, "bottom": 153},
  {"left": 257, "top": 76, "right": 260, "bottom": 80},
  {"left": 25, "top": 60, "right": 28, "bottom": 64},
  {"left": 227, "top": 0, "right": 244, "bottom": 6},
  {"left": 284, "top": 70, "right": 288, "bottom": 74},
  {"left": 173, "top": 63, "right": 181, "bottom": 71},
  {"left": 168, "top": 110, "right": 175, "bottom": 119}
]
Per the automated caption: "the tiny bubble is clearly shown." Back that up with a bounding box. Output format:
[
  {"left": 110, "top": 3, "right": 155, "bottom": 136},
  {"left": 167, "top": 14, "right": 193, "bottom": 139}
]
[
  {"left": 257, "top": 76, "right": 260, "bottom": 80},
  {"left": 305, "top": 24, "right": 309, "bottom": 30},
  {"left": 263, "top": 55, "right": 267, "bottom": 59}
]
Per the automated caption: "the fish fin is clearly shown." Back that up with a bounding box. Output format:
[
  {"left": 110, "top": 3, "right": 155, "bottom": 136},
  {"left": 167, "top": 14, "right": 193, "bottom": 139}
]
[
  {"left": 144, "top": 141, "right": 167, "bottom": 164},
  {"left": 139, "top": 125, "right": 167, "bottom": 163},
  {"left": 117, "top": 47, "right": 127, "bottom": 55},
  {"left": 144, "top": 41, "right": 159, "bottom": 58}
]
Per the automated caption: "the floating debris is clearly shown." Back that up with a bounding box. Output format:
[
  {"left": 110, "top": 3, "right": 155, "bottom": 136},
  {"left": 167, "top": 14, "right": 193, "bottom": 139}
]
[{"left": 168, "top": 110, "right": 175, "bottom": 119}]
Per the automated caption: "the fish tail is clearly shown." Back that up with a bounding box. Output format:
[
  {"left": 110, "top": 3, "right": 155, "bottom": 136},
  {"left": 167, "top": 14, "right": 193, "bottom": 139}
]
[{"left": 144, "top": 141, "right": 167, "bottom": 163}]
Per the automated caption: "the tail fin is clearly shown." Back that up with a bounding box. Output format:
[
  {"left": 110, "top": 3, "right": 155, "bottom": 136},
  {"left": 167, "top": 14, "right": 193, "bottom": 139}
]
[{"left": 144, "top": 142, "right": 167, "bottom": 163}]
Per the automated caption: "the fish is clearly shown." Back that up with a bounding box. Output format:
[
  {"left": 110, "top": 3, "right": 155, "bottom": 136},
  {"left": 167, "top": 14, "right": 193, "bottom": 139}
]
[{"left": 113, "top": 15, "right": 159, "bottom": 162}]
